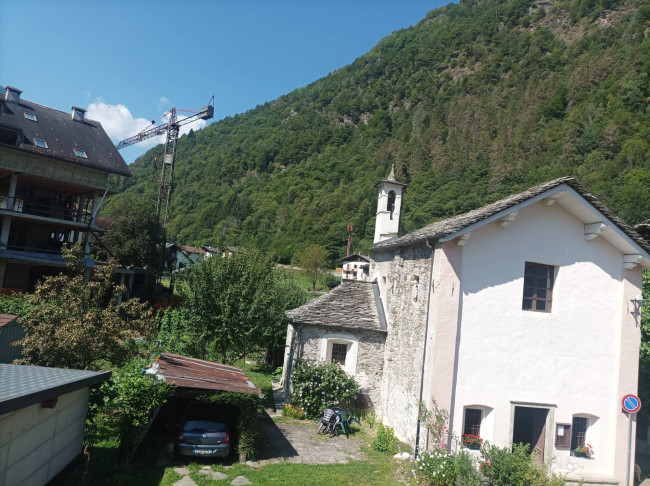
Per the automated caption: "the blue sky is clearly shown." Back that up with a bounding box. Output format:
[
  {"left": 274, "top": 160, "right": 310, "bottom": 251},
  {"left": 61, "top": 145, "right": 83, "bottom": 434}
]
[{"left": 1, "top": 1, "right": 449, "bottom": 163}]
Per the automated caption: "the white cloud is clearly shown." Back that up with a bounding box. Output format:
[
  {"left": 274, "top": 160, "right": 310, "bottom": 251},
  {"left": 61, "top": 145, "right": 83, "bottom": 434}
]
[
  {"left": 157, "top": 96, "right": 170, "bottom": 110},
  {"left": 87, "top": 101, "right": 207, "bottom": 148}
]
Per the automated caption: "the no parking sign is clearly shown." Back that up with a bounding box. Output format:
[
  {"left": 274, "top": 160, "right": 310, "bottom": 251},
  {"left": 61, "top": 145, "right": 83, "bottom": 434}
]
[{"left": 622, "top": 394, "right": 641, "bottom": 414}]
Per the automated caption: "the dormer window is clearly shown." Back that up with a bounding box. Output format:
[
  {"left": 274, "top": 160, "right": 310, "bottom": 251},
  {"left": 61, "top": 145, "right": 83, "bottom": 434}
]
[
  {"left": 74, "top": 148, "right": 88, "bottom": 158},
  {"left": 24, "top": 113, "right": 37, "bottom": 122},
  {"left": 34, "top": 138, "right": 48, "bottom": 148}
]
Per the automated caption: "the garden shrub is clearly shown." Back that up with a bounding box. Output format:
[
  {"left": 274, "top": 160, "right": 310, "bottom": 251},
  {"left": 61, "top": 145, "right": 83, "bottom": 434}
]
[
  {"left": 453, "top": 450, "right": 482, "bottom": 486},
  {"left": 416, "top": 448, "right": 456, "bottom": 485},
  {"left": 372, "top": 423, "right": 397, "bottom": 453},
  {"left": 480, "top": 443, "right": 535, "bottom": 486},
  {"left": 291, "top": 359, "right": 359, "bottom": 417},
  {"left": 282, "top": 403, "right": 306, "bottom": 419}
]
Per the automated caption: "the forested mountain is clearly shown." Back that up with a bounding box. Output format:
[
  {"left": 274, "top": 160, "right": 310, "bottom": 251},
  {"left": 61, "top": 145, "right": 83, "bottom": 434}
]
[{"left": 108, "top": 0, "right": 650, "bottom": 264}]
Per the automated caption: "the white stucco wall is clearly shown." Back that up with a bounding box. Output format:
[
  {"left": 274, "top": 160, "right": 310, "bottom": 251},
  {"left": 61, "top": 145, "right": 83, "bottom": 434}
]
[
  {"left": 0, "top": 388, "right": 90, "bottom": 486},
  {"left": 448, "top": 201, "right": 642, "bottom": 482}
]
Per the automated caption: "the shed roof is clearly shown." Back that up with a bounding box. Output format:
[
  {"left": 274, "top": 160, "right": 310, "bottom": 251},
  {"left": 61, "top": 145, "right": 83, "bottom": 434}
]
[
  {"left": 148, "top": 353, "right": 260, "bottom": 395},
  {"left": 0, "top": 314, "right": 17, "bottom": 328},
  {"left": 372, "top": 177, "right": 650, "bottom": 259},
  {"left": 286, "top": 281, "right": 387, "bottom": 332},
  {"left": 0, "top": 364, "right": 111, "bottom": 415},
  {"left": 0, "top": 90, "right": 131, "bottom": 177},
  {"left": 176, "top": 244, "right": 206, "bottom": 255}
]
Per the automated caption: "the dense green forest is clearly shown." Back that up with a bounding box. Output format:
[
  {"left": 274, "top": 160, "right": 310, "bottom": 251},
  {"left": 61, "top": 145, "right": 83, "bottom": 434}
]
[{"left": 106, "top": 0, "right": 650, "bottom": 264}]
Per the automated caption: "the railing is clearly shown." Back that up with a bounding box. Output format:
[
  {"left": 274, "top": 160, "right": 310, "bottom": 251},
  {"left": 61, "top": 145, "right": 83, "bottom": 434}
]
[{"left": 0, "top": 196, "right": 92, "bottom": 224}]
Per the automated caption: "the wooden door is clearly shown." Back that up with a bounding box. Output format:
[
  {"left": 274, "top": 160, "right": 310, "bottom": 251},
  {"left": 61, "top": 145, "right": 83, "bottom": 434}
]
[{"left": 531, "top": 409, "right": 547, "bottom": 465}]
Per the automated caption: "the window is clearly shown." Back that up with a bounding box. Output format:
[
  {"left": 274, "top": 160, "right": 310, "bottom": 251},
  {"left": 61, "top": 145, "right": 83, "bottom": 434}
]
[
  {"left": 387, "top": 191, "right": 396, "bottom": 219},
  {"left": 74, "top": 148, "right": 88, "bottom": 158},
  {"left": 24, "top": 113, "right": 37, "bottom": 121},
  {"left": 34, "top": 138, "right": 48, "bottom": 148},
  {"left": 331, "top": 343, "right": 348, "bottom": 365},
  {"left": 571, "top": 417, "right": 588, "bottom": 450},
  {"left": 463, "top": 408, "right": 482, "bottom": 436},
  {"left": 522, "top": 262, "right": 554, "bottom": 312}
]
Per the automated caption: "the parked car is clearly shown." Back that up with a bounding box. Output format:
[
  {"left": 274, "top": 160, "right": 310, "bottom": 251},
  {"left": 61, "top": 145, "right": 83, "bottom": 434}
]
[{"left": 174, "top": 415, "right": 231, "bottom": 458}]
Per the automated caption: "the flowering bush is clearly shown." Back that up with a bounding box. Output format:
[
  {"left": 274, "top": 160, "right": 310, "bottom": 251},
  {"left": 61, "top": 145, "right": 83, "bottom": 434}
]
[
  {"left": 419, "top": 399, "right": 450, "bottom": 449},
  {"left": 291, "top": 359, "right": 359, "bottom": 417},
  {"left": 574, "top": 443, "right": 594, "bottom": 457},
  {"left": 416, "top": 448, "right": 456, "bottom": 486},
  {"left": 462, "top": 434, "right": 483, "bottom": 448}
]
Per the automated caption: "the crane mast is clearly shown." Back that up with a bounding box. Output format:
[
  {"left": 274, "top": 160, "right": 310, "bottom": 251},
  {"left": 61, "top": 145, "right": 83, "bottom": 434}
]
[
  {"left": 117, "top": 100, "right": 213, "bottom": 231},
  {"left": 116, "top": 98, "right": 214, "bottom": 282}
]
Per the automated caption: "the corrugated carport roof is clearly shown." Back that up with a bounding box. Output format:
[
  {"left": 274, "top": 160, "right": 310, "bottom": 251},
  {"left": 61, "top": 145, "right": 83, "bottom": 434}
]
[{"left": 151, "top": 353, "right": 261, "bottom": 395}]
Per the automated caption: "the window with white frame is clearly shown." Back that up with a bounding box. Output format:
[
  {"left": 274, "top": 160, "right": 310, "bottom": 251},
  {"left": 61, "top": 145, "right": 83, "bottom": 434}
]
[{"left": 321, "top": 335, "right": 358, "bottom": 375}]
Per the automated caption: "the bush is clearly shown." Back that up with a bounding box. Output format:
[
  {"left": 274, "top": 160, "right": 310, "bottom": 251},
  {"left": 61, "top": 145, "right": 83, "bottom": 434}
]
[
  {"left": 372, "top": 423, "right": 397, "bottom": 453},
  {"left": 480, "top": 443, "right": 536, "bottom": 486},
  {"left": 291, "top": 359, "right": 359, "bottom": 417},
  {"left": 282, "top": 403, "right": 306, "bottom": 419},
  {"left": 416, "top": 448, "right": 455, "bottom": 485},
  {"left": 454, "top": 450, "right": 482, "bottom": 486}
]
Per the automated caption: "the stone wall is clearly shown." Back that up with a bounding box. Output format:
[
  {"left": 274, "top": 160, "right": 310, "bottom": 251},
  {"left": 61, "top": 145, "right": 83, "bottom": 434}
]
[
  {"left": 371, "top": 243, "right": 432, "bottom": 446},
  {"left": 286, "top": 324, "right": 386, "bottom": 408}
]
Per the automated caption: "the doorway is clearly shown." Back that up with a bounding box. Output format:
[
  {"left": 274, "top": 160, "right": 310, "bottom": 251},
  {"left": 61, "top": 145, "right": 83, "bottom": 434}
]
[{"left": 512, "top": 406, "right": 548, "bottom": 465}]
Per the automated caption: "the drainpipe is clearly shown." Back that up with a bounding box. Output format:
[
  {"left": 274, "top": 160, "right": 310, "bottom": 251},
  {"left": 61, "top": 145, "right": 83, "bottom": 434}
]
[{"left": 415, "top": 238, "right": 435, "bottom": 459}]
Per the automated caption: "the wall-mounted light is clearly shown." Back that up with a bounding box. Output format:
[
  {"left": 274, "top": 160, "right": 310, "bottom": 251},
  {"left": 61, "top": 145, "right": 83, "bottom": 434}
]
[{"left": 631, "top": 295, "right": 647, "bottom": 317}]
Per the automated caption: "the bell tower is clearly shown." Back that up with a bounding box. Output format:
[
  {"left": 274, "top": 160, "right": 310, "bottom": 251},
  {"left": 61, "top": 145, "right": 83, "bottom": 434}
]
[{"left": 374, "top": 165, "right": 407, "bottom": 243}]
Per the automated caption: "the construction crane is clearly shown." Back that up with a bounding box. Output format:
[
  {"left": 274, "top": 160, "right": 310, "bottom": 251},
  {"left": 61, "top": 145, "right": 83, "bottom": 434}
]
[{"left": 116, "top": 97, "right": 214, "bottom": 230}]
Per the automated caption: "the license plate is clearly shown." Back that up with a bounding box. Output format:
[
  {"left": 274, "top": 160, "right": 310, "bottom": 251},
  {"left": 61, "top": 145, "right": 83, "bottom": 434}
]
[{"left": 193, "top": 449, "right": 214, "bottom": 455}]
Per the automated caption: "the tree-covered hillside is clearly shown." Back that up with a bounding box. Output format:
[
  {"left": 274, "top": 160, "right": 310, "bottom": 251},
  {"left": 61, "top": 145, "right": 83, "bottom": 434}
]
[{"left": 108, "top": 0, "right": 650, "bottom": 264}]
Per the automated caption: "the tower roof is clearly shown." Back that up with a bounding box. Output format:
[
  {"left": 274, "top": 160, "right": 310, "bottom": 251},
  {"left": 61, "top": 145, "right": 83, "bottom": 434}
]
[{"left": 375, "top": 164, "right": 407, "bottom": 188}]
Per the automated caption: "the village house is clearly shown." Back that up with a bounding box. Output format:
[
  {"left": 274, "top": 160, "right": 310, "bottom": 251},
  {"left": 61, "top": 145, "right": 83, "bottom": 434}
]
[
  {"left": 0, "top": 86, "right": 131, "bottom": 291},
  {"left": 283, "top": 171, "right": 650, "bottom": 484}
]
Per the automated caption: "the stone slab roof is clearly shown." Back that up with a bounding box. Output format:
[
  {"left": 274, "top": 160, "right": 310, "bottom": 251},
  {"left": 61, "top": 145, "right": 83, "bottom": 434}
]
[
  {"left": 286, "top": 281, "right": 386, "bottom": 332},
  {"left": 0, "top": 364, "right": 111, "bottom": 414},
  {"left": 0, "top": 91, "right": 131, "bottom": 177},
  {"left": 372, "top": 177, "right": 650, "bottom": 253}
]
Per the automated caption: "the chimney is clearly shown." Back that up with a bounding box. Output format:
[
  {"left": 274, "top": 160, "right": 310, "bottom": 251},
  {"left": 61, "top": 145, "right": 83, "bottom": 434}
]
[
  {"left": 71, "top": 106, "right": 86, "bottom": 123},
  {"left": 5, "top": 86, "right": 22, "bottom": 103}
]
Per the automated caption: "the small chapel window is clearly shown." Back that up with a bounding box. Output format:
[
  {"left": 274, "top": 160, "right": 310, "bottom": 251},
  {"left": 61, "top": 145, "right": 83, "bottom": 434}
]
[
  {"left": 331, "top": 343, "right": 348, "bottom": 366},
  {"left": 387, "top": 191, "right": 396, "bottom": 219}
]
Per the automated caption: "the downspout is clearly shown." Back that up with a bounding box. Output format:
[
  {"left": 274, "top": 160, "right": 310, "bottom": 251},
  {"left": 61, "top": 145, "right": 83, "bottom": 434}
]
[{"left": 415, "top": 238, "right": 435, "bottom": 458}]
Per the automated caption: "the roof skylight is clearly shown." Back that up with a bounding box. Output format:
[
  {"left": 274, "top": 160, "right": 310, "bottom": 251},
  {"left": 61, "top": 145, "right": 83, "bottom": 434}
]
[
  {"left": 24, "top": 113, "right": 37, "bottom": 122},
  {"left": 74, "top": 148, "right": 88, "bottom": 158},
  {"left": 34, "top": 138, "right": 48, "bottom": 148}
]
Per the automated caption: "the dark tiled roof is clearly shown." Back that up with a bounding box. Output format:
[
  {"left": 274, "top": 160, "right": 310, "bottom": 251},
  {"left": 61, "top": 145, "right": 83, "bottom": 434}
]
[
  {"left": 151, "top": 353, "right": 260, "bottom": 394},
  {"left": 373, "top": 177, "right": 650, "bottom": 252},
  {"left": 0, "top": 364, "right": 111, "bottom": 414},
  {"left": 286, "top": 281, "right": 386, "bottom": 332},
  {"left": 177, "top": 244, "right": 206, "bottom": 254},
  {"left": 342, "top": 254, "right": 370, "bottom": 263},
  {"left": 0, "top": 94, "right": 131, "bottom": 177}
]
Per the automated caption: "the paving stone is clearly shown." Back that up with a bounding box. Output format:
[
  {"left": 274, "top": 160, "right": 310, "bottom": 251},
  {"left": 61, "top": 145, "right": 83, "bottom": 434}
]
[
  {"left": 231, "top": 476, "right": 252, "bottom": 485},
  {"left": 173, "top": 476, "right": 197, "bottom": 486},
  {"left": 211, "top": 471, "right": 229, "bottom": 480},
  {"left": 201, "top": 466, "right": 212, "bottom": 470},
  {"left": 173, "top": 467, "right": 191, "bottom": 476}
]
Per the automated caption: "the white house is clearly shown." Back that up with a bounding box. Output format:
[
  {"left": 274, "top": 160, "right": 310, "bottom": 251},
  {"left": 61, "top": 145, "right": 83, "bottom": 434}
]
[
  {"left": 342, "top": 254, "right": 371, "bottom": 282},
  {"left": 283, "top": 174, "right": 650, "bottom": 485}
]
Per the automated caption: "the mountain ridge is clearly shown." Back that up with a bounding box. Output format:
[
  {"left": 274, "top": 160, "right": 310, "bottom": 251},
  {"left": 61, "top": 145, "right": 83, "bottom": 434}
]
[{"left": 108, "top": 0, "right": 650, "bottom": 264}]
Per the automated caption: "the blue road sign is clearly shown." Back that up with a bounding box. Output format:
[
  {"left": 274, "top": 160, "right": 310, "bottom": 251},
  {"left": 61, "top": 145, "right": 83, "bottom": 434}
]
[{"left": 622, "top": 394, "right": 641, "bottom": 413}]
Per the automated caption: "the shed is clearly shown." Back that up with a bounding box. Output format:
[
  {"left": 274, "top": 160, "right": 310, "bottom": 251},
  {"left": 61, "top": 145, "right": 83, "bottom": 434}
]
[
  {"left": 0, "top": 364, "right": 111, "bottom": 485},
  {"left": 0, "top": 315, "right": 22, "bottom": 364}
]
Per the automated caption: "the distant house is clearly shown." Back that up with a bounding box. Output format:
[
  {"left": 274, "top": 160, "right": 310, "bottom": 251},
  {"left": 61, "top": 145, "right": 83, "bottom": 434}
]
[
  {"left": 173, "top": 244, "right": 206, "bottom": 270},
  {"left": 0, "top": 314, "right": 22, "bottom": 364},
  {"left": 0, "top": 364, "right": 111, "bottom": 485},
  {"left": 341, "top": 254, "right": 370, "bottom": 282},
  {"left": 283, "top": 173, "right": 649, "bottom": 484},
  {"left": 0, "top": 86, "right": 131, "bottom": 291}
]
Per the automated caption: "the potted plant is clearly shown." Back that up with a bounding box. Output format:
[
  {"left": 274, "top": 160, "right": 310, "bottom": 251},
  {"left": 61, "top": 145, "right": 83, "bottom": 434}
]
[
  {"left": 462, "top": 434, "right": 483, "bottom": 450},
  {"left": 574, "top": 444, "right": 594, "bottom": 458}
]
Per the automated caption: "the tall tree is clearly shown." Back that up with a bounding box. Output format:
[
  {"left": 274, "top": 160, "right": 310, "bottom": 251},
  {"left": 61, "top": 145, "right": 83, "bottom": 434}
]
[
  {"left": 177, "top": 250, "right": 306, "bottom": 363},
  {"left": 102, "top": 193, "right": 163, "bottom": 268},
  {"left": 295, "top": 244, "right": 329, "bottom": 294},
  {"left": 17, "top": 245, "right": 155, "bottom": 370}
]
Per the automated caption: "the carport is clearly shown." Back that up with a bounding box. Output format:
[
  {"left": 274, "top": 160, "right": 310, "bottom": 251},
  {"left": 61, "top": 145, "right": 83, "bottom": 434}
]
[{"left": 139, "top": 353, "right": 261, "bottom": 462}]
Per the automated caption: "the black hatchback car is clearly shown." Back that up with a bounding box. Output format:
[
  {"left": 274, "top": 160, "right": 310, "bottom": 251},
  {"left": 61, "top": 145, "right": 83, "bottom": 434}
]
[{"left": 174, "top": 416, "right": 231, "bottom": 458}]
